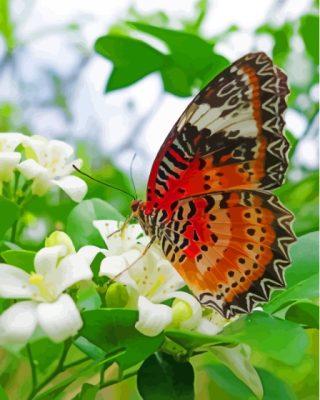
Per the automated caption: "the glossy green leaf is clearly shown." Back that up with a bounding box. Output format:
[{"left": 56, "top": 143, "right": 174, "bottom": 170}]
[
  {"left": 285, "top": 302, "right": 319, "bottom": 329},
  {"left": 80, "top": 309, "right": 164, "bottom": 369},
  {"left": 71, "top": 383, "right": 99, "bottom": 400},
  {"left": 264, "top": 232, "right": 318, "bottom": 313},
  {"left": 95, "top": 35, "right": 165, "bottom": 91},
  {"left": 299, "top": 14, "right": 319, "bottom": 64},
  {"left": 1, "top": 250, "right": 35, "bottom": 273},
  {"left": 66, "top": 198, "right": 124, "bottom": 249},
  {"left": 220, "top": 312, "right": 308, "bottom": 365},
  {"left": 0, "top": 196, "right": 19, "bottom": 240},
  {"left": 211, "top": 345, "right": 263, "bottom": 399},
  {"left": 206, "top": 365, "right": 296, "bottom": 400},
  {"left": 165, "top": 329, "right": 227, "bottom": 351},
  {"left": 129, "top": 22, "right": 229, "bottom": 96},
  {"left": 137, "top": 353, "right": 194, "bottom": 400}
]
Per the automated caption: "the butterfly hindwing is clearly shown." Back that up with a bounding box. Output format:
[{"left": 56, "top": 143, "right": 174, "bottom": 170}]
[
  {"left": 146, "top": 52, "right": 289, "bottom": 211},
  {"left": 158, "top": 190, "right": 295, "bottom": 318}
]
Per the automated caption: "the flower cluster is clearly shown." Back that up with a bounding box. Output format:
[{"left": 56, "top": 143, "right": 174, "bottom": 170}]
[
  {"left": 0, "top": 220, "right": 228, "bottom": 346},
  {"left": 0, "top": 132, "right": 87, "bottom": 202}
]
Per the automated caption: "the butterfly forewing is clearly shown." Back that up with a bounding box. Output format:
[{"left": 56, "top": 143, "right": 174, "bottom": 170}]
[
  {"left": 136, "top": 52, "right": 296, "bottom": 318},
  {"left": 146, "top": 52, "right": 290, "bottom": 211}
]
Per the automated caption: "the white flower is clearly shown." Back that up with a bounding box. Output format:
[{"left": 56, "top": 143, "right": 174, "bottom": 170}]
[
  {"left": 93, "top": 220, "right": 227, "bottom": 337},
  {"left": 17, "top": 135, "right": 87, "bottom": 202},
  {"left": 0, "top": 132, "right": 25, "bottom": 183},
  {"left": 0, "top": 233, "right": 95, "bottom": 345}
]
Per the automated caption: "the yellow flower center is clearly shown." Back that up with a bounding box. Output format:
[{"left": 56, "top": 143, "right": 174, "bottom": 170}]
[
  {"left": 29, "top": 273, "right": 55, "bottom": 301},
  {"left": 146, "top": 274, "right": 166, "bottom": 298}
]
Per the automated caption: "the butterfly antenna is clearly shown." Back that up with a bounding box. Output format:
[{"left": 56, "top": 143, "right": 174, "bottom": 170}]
[
  {"left": 72, "top": 165, "right": 135, "bottom": 200},
  {"left": 129, "top": 153, "right": 138, "bottom": 199}
]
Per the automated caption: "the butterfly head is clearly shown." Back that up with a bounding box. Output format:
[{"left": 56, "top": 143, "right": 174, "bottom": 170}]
[{"left": 131, "top": 199, "right": 143, "bottom": 215}]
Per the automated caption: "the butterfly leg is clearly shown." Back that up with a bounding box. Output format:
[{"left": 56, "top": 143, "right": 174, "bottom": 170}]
[
  {"left": 112, "top": 236, "right": 156, "bottom": 281},
  {"left": 107, "top": 213, "right": 134, "bottom": 239}
]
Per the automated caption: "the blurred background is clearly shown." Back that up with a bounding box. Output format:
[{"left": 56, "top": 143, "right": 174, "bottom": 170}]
[{"left": 0, "top": 1, "right": 319, "bottom": 398}]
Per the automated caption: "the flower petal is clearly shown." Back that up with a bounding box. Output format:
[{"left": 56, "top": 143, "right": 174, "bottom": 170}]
[
  {"left": 77, "top": 245, "right": 107, "bottom": 265},
  {"left": 34, "top": 245, "right": 67, "bottom": 276},
  {"left": 135, "top": 296, "right": 172, "bottom": 337},
  {"left": 99, "top": 254, "right": 138, "bottom": 289},
  {"left": 0, "top": 152, "right": 21, "bottom": 181},
  {"left": 0, "top": 301, "right": 37, "bottom": 345},
  {"left": 18, "top": 159, "right": 48, "bottom": 179},
  {"left": 52, "top": 176, "right": 87, "bottom": 202},
  {"left": 53, "top": 251, "right": 93, "bottom": 295},
  {"left": 196, "top": 318, "right": 223, "bottom": 336},
  {"left": 37, "top": 294, "right": 83, "bottom": 342},
  {"left": 93, "top": 220, "right": 144, "bottom": 252},
  {"left": 0, "top": 132, "right": 25, "bottom": 151},
  {"left": 0, "top": 264, "right": 33, "bottom": 298}
]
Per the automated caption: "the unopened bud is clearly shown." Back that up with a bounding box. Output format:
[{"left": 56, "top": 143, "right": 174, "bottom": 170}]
[
  {"left": 45, "top": 231, "right": 75, "bottom": 255},
  {"left": 105, "top": 282, "right": 129, "bottom": 308}
]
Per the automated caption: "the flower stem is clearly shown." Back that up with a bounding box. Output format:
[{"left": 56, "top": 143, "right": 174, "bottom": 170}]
[
  {"left": 10, "top": 219, "right": 18, "bottom": 243},
  {"left": 99, "top": 369, "right": 139, "bottom": 390},
  {"left": 27, "top": 339, "right": 73, "bottom": 400},
  {"left": 26, "top": 343, "right": 38, "bottom": 391}
]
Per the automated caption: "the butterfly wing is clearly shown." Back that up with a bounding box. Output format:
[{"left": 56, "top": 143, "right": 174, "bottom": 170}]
[
  {"left": 158, "top": 190, "right": 295, "bottom": 318},
  {"left": 146, "top": 52, "right": 289, "bottom": 211},
  {"left": 139, "top": 52, "right": 295, "bottom": 317}
]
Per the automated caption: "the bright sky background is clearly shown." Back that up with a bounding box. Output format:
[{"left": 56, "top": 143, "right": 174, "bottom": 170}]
[{"left": 2, "top": 0, "right": 318, "bottom": 181}]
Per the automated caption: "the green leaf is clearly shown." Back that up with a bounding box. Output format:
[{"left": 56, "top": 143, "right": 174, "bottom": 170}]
[
  {"left": 299, "top": 14, "right": 319, "bottom": 64},
  {"left": 0, "top": 196, "right": 19, "bottom": 240},
  {"left": 285, "top": 302, "right": 319, "bottom": 329},
  {"left": 206, "top": 365, "right": 296, "bottom": 400},
  {"left": 95, "top": 35, "right": 165, "bottom": 91},
  {"left": 220, "top": 311, "right": 308, "bottom": 365},
  {"left": 264, "top": 232, "right": 319, "bottom": 313},
  {"left": 77, "top": 284, "right": 102, "bottom": 311},
  {"left": 66, "top": 198, "right": 124, "bottom": 249},
  {"left": 74, "top": 336, "right": 106, "bottom": 360},
  {"left": 23, "top": 339, "right": 63, "bottom": 373},
  {"left": 165, "top": 329, "right": 226, "bottom": 351},
  {"left": 80, "top": 309, "right": 164, "bottom": 369},
  {"left": 129, "top": 22, "right": 229, "bottom": 96},
  {"left": 1, "top": 250, "right": 35, "bottom": 272},
  {"left": 71, "top": 383, "right": 99, "bottom": 400},
  {"left": 137, "top": 353, "right": 194, "bottom": 400},
  {"left": 210, "top": 345, "right": 263, "bottom": 399},
  {"left": 0, "top": 385, "right": 9, "bottom": 400}
]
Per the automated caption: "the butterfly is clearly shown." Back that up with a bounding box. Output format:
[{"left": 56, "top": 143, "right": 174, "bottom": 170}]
[{"left": 131, "top": 52, "right": 296, "bottom": 319}]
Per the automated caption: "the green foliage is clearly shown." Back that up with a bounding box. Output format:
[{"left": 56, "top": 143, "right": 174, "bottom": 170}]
[
  {"left": 80, "top": 309, "right": 165, "bottom": 369},
  {"left": 71, "top": 383, "right": 99, "bottom": 400},
  {"left": 299, "top": 14, "right": 319, "bottom": 64},
  {"left": 1, "top": 249, "right": 35, "bottom": 272},
  {"left": 95, "top": 22, "right": 229, "bottom": 97},
  {"left": 137, "top": 353, "right": 194, "bottom": 400},
  {"left": 206, "top": 365, "right": 296, "bottom": 400},
  {"left": 0, "top": 196, "right": 19, "bottom": 240}
]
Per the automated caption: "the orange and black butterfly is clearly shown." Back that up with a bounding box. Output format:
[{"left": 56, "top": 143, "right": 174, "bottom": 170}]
[{"left": 131, "top": 52, "right": 296, "bottom": 318}]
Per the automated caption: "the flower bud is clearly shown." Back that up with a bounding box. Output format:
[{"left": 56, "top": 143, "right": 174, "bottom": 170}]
[
  {"left": 105, "top": 283, "right": 129, "bottom": 308},
  {"left": 171, "top": 299, "right": 193, "bottom": 327},
  {"left": 45, "top": 231, "right": 75, "bottom": 255}
]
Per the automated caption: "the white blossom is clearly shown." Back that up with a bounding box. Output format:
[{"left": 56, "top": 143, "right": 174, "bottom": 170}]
[
  {"left": 0, "top": 132, "right": 25, "bottom": 184},
  {"left": 93, "top": 220, "right": 227, "bottom": 337},
  {"left": 0, "top": 233, "right": 95, "bottom": 345},
  {"left": 18, "top": 135, "right": 87, "bottom": 202}
]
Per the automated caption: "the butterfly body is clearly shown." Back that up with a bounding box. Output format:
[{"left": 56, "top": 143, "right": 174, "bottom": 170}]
[{"left": 131, "top": 52, "right": 295, "bottom": 318}]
